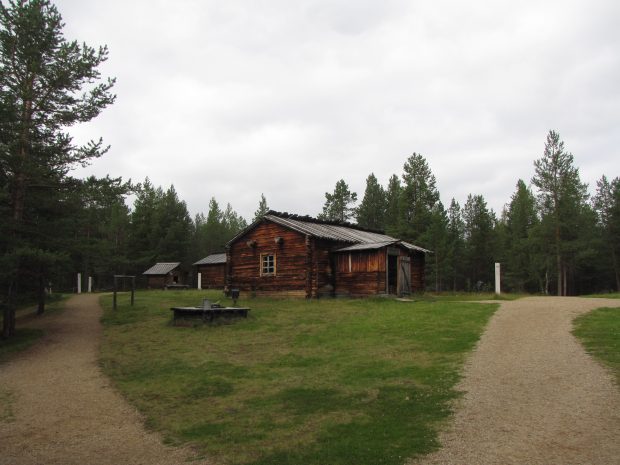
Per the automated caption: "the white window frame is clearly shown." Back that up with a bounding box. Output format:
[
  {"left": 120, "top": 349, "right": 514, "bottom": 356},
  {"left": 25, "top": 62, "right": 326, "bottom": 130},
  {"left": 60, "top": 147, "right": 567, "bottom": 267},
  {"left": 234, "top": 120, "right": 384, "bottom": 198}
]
[{"left": 260, "top": 253, "right": 276, "bottom": 276}]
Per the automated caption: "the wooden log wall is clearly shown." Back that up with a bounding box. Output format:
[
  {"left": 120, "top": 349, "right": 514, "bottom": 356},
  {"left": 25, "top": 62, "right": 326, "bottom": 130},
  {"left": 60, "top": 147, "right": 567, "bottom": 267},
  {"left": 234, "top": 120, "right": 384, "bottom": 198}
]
[
  {"left": 313, "top": 238, "right": 342, "bottom": 297},
  {"left": 228, "top": 221, "right": 310, "bottom": 296},
  {"left": 334, "top": 249, "right": 386, "bottom": 296},
  {"left": 146, "top": 276, "right": 166, "bottom": 289},
  {"left": 197, "top": 264, "right": 226, "bottom": 289}
]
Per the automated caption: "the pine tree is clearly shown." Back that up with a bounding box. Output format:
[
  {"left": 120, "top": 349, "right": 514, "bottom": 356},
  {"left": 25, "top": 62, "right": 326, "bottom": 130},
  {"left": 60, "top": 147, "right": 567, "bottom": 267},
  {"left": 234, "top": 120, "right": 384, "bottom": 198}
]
[
  {"left": 356, "top": 173, "right": 386, "bottom": 230},
  {"left": 72, "top": 176, "right": 132, "bottom": 289},
  {"left": 593, "top": 176, "right": 620, "bottom": 291},
  {"left": 532, "top": 130, "right": 588, "bottom": 295},
  {"left": 426, "top": 201, "right": 449, "bottom": 291},
  {"left": 462, "top": 194, "right": 496, "bottom": 290},
  {"left": 397, "top": 153, "right": 440, "bottom": 247},
  {"left": 504, "top": 180, "right": 538, "bottom": 292},
  {"left": 152, "top": 185, "right": 192, "bottom": 263},
  {"left": 318, "top": 179, "right": 357, "bottom": 222},
  {"left": 384, "top": 174, "right": 401, "bottom": 236},
  {"left": 446, "top": 199, "right": 465, "bottom": 291},
  {"left": 223, "top": 202, "right": 247, "bottom": 236},
  {"left": 1, "top": 0, "right": 115, "bottom": 336},
  {"left": 253, "top": 193, "right": 269, "bottom": 222},
  {"left": 128, "top": 179, "right": 160, "bottom": 269}
]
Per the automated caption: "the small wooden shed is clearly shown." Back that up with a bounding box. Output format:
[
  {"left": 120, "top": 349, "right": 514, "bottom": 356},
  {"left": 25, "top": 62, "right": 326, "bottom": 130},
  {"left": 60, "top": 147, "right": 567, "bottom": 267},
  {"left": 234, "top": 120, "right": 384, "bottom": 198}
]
[
  {"left": 194, "top": 253, "right": 227, "bottom": 289},
  {"left": 226, "top": 211, "right": 428, "bottom": 298},
  {"left": 143, "top": 262, "right": 184, "bottom": 289}
]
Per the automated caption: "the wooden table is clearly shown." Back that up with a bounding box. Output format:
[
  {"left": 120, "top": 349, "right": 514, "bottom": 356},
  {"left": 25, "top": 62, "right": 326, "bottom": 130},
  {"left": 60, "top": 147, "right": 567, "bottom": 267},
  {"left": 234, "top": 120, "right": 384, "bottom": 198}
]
[{"left": 170, "top": 306, "right": 250, "bottom": 325}]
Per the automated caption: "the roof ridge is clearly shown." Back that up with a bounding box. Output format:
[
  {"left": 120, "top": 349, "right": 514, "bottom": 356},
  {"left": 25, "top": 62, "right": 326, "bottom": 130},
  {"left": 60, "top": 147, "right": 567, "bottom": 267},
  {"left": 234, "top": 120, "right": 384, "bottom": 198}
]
[{"left": 265, "top": 210, "right": 385, "bottom": 235}]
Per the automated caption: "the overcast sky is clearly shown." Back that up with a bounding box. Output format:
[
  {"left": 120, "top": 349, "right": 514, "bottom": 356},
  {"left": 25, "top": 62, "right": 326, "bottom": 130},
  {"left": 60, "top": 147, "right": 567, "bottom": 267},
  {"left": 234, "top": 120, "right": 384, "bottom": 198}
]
[{"left": 56, "top": 0, "right": 619, "bottom": 221}]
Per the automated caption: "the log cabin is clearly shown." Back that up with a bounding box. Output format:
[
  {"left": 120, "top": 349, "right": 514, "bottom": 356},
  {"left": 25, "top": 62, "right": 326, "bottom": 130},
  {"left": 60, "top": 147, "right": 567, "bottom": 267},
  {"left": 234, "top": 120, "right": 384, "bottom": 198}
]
[
  {"left": 194, "top": 253, "right": 226, "bottom": 289},
  {"left": 143, "top": 262, "right": 185, "bottom": 288},
  {"left": 226, "top": 211, "right": 429, "bottom": 298}
]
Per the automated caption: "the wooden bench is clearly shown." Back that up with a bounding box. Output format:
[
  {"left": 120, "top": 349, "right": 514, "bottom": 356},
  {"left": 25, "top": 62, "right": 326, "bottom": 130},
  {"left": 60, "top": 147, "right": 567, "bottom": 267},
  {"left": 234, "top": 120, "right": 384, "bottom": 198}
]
[
  {"left": 170, "top": 306, "right": 250, "bottom": 325},
  {"left": 165, "top": 284, "right": 190, "bottom": 290}
]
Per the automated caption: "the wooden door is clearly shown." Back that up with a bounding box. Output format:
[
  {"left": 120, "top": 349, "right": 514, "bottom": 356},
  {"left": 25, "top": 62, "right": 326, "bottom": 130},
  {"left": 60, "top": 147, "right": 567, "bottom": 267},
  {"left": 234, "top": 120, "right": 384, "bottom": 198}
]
[{"left": 398, "top": 256, "right": 411, "bottom": 296}]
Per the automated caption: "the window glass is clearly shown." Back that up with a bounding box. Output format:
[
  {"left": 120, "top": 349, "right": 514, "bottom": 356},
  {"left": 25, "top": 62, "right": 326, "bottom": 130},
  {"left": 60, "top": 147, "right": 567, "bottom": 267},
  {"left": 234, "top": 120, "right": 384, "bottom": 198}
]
[{"left": 261, "top": 254, "right": 275, "bottom": 275}]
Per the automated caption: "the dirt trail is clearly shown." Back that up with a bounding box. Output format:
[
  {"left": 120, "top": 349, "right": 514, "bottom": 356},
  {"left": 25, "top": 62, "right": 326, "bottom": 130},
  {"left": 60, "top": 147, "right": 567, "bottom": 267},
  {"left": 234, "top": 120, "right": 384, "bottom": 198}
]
[
  {"left": 412, "top": 297, "right": 620, "bottom": 465},
  {"left": 0, "top": 294, "right": 210, "bottom": 465}
]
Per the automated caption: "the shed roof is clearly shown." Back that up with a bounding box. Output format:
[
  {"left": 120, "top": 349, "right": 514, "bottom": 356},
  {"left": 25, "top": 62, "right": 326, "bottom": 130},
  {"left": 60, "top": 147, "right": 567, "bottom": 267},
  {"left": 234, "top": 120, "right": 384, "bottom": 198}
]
[
  {"left": 193, "top": 253, "right": 227, "bottom": 266},
  {"left": 335, "top": 241, "right": 397, "bottom": 252},
  {"left": 143, "top": 262, "right": 181, "bottom": 275},
  {"left": 336, "top": 240, "right": 429, "bottom": 253},
  {"left": 229, "top": 211, "right": 430, "bottom": 253}
]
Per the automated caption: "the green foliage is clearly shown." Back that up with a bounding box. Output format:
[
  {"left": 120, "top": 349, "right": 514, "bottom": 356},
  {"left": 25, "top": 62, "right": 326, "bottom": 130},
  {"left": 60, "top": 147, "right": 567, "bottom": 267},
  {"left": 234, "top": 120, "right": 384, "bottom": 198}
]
[
  {"left": 318, "top": 179, "right": 357, "bottom": 222},
  {"left": 192, "top": 197, "right": 247, "bottom": 261},
  {"left": 462, "top": 194, "right": 497, "bottom": 289},
  {"left": 397, "top": 153, "right": 440, "bottom": 247},
  {"left": 0, "top": 0, "right": 115, "bottom": 335},
  {"left": 356, "top": 173, "right": 386, "bottom": 230},
  {"left": 100, "top": 291, "right": 497, "bottom": 465},
  {"left": 531, "top": 130, "right": 589, "bottom": 295},
  {"left": 384, "top": 174, "right": 401, "bottom": 235},
  {"left": 445, "top": 199, "right": 465, "bottom": 291},
  {"left": 127, "top": 179, "right": 194, "bottom": 271},
  {"left": 573, "top": 307, "right": 620, "bottom": 386},
  {"left": 425, "top": 201, "right": 450, "bottom": 291},
  {"left": 253, "top": 193, "right": 269, "bottom": 222},
  {"left": 71, "top": 176, "right": 133, "bottom": 286},
  {"left": 593, "top": 176, "right": 620, "bottom": 291},
  {"left": 503, "top": 180, "right": 538, "bottom": 292}
]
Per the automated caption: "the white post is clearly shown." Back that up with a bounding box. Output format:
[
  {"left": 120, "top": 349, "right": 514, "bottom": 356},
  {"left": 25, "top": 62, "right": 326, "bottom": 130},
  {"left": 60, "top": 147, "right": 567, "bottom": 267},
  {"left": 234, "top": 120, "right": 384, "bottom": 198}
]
[
  {"left": 495, "top": 263, "right": 501, "bottom": 295},
  {"left": 88, "top": 276, "right": 93, "bottom": 293},
  {"left": 197, "top": 273, "right": 202, "bottom": 290},
  {"left": 77, "top": 273, "right": 82, "bottom": 294}
]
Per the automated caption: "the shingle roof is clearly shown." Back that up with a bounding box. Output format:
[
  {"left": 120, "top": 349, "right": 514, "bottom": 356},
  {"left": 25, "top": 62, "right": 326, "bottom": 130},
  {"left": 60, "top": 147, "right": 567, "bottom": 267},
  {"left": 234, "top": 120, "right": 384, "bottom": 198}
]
[
  {"left": 143, "top": 262, "right": 181, "bottom": 275},
  {"left": 193, "top": 253, "right": 227, "bottom": 266},
  {"left": 228, "top": 211, "right": 430, "bottom": 253}
]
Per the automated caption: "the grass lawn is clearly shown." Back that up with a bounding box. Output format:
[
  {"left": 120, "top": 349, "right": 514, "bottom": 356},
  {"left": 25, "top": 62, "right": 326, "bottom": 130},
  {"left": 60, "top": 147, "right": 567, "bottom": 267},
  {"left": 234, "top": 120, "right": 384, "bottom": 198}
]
[
  {"left": 573, "top": 306, "right": 620, "bottom": 386},
  {"left": 100, "top": 290, "right": 497, "bottom": 465}
]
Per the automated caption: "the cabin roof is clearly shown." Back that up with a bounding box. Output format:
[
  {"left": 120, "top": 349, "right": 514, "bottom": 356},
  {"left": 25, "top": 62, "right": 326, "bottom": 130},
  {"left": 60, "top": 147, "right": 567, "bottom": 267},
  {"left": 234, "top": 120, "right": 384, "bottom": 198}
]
[
  {"left": 229, "top": 211, "right": 430, "bottom": 253},
  {"left": 336, "top": 240, "right": 430, "bottom": 253},
  {"left": 266, "top": 214, "right": 392, "bottom": 243},
  {"left": 193, "top": 253, "right": 227, "bottom": 265},
  {"left": 143, "top": 262, "right": 181, "bottom": 275}
]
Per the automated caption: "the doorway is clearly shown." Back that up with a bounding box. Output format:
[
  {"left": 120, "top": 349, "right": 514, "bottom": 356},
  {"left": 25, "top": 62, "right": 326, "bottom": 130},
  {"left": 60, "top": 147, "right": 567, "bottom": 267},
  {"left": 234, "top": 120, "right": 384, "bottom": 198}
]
[{"left": 387, "top": 254, "right": 398, "bottom": 294}]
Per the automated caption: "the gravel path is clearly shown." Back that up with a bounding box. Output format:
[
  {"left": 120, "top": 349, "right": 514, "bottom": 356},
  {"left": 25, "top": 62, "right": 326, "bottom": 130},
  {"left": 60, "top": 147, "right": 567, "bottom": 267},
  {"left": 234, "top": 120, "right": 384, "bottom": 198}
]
[
  {"left": 0, "top": 294, "right": 211, "bottom": 465},
  {"left": 412, "top": 296, "right": 620, "bottom": 465}
]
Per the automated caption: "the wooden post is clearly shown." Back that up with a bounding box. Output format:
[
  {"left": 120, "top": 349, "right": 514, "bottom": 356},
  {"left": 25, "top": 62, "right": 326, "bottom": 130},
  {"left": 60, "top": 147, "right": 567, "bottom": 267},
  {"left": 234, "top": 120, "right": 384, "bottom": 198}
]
[
  {"left": 77, "top": 273, "right": 82, "bottom": 294},
  {"left": 88, "top": 276, "right": 93, "bottom": 293},
  {"left": 197, "top": 272, "right": 202, "bottom": 290},
  {"left": 495, "top": 263, "right": 501, "bottom": 295}
]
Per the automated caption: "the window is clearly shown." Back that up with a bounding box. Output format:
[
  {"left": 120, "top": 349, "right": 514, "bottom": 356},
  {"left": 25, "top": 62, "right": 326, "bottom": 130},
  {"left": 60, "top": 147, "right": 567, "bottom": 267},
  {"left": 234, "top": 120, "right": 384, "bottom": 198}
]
[{"left": 261, "top": 254, "right": 276, "bottom": 276}]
